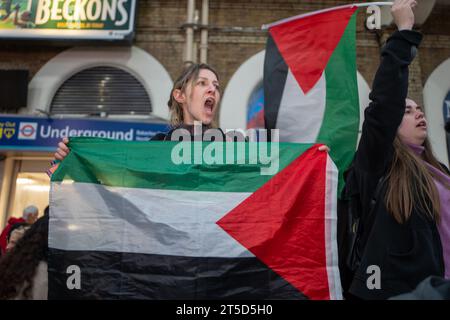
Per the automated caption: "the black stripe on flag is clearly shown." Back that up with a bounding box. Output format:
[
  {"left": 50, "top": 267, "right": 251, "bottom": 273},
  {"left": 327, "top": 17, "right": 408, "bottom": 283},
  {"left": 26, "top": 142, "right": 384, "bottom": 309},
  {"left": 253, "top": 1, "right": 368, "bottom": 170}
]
[
  {"left": 48, "top": 248, "right": 308, "bottom": 300},
  {"left": 263, "top": 33, "right": 289, "bottom": 134}
]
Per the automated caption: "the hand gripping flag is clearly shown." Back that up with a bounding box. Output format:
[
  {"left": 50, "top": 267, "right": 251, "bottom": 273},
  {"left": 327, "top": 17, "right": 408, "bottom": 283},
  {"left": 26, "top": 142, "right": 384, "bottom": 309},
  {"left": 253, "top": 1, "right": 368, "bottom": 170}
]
[
  {"left": 263, "top": 5, "right": 360, "bottom": 192},
  {"left": 49, "top": 138, "right": 342, "bottom": 300}
]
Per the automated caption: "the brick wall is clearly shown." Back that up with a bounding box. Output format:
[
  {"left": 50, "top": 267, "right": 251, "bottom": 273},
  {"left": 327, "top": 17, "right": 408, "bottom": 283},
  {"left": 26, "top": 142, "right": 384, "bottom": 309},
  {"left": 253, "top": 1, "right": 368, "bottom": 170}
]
[
  {"left": 0, "top": 44, "right": 67, "bottom": 81},
  {"left": 0, "top": 0, "right": 448, "bottom": 107}
]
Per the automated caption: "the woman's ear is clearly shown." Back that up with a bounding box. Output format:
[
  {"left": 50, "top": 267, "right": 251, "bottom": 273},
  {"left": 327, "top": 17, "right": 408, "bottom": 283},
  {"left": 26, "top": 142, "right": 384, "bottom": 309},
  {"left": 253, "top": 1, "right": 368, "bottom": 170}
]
[{"left": 173, "top": 89, "right": 186, "bottom": 105}]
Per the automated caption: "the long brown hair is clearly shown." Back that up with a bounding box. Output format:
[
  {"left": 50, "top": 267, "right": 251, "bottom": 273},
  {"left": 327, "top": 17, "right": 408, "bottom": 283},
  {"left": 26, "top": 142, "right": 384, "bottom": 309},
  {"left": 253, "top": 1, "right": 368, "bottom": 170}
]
[
  {"left": 167, "top": 63, "right": 220, "bottom": 127},
  {"left": 385, "top": 137, "right": 450, "bottom": 224}
]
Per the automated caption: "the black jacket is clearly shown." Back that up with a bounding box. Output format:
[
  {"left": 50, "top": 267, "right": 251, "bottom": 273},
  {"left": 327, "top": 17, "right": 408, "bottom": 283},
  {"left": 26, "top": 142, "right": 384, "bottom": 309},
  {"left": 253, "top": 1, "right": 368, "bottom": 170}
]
[{"left": 346, "top": 30, "right": 445, "bottom": 299}]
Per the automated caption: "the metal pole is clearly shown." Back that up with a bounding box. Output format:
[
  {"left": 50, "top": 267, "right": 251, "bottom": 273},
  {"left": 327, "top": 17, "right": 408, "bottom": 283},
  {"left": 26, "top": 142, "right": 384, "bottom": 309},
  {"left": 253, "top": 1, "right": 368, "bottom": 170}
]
[
  {"left": 185, "top": 0, "right": 195, "bottom": 65},
  {"left": 0, "top": 158, "right": 15, "bottom": 229},
  {"left": 200, "top": 0, "right": 209, "bottom": 64}
]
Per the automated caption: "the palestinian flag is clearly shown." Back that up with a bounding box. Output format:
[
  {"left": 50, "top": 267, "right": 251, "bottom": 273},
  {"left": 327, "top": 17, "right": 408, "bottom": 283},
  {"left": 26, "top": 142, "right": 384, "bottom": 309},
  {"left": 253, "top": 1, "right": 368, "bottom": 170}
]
[
  {"left": 49, "top": 138, "right": 342, "bottom": 300},
  {"left": 263, "top": 5, "right": 360, "bottom": 192}
]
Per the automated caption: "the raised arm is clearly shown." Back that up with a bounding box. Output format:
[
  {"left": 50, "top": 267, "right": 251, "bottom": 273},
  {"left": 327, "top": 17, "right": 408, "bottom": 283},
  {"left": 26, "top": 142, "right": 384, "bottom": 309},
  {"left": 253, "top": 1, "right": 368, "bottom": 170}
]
[{"left": 355, "top": 0, "right": 421, "bottom": 174}]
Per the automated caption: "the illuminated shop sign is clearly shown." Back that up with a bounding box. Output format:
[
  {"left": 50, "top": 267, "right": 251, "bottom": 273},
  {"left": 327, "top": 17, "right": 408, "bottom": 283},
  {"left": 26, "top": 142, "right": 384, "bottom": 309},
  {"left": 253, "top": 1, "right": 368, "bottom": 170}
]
[{"left": 0, "top": 0, "right": 136, "bottom": 41}]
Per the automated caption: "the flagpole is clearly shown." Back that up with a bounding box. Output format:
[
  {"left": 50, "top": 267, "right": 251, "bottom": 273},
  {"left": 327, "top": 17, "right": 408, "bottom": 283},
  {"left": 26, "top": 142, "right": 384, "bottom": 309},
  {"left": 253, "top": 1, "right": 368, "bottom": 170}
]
[{"left": 261, "top": 2, "right": 394, "bottom": 30}]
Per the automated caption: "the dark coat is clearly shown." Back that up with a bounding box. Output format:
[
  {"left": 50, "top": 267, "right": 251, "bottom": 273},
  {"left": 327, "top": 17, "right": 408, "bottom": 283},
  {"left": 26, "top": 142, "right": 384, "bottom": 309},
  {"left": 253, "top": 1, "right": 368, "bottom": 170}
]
[
  {"left": 346, "top": 30, "right": 445, "bottom": 300},
  {"left": 150, "top": 124, "right": 226, "bottom": 141}
]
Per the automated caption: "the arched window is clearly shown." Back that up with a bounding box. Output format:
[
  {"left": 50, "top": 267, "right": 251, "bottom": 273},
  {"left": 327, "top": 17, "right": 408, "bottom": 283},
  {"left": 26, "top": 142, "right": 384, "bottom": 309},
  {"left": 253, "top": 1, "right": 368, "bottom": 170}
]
[
  {"left": 27, "top": 46, "right": 172, "bottom": 121},
  {"left": 51, "top": 66, "right": 152, "bottom": 116},
  {"left": 424, "top": 57, "right": 450, "bottom": 166}
]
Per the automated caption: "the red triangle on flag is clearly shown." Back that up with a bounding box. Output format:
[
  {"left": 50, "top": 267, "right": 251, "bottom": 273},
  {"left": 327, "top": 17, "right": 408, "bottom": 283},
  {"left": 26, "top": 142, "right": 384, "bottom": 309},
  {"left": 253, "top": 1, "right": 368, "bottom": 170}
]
[
  {"left": 269, "top": 7, "right": 357, "bottom": 94},
  {"left": 217, "top": 145, "right": 332, "bottom": 300}
]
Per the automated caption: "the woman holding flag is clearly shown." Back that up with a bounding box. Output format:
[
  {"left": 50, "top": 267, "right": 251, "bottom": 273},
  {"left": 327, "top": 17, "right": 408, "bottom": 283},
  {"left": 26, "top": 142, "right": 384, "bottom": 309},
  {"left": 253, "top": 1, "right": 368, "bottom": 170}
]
[
  {"left": 54, "top": 60, "right": 330, "bottom": 159},
  {"left": 344, "top": 0, "right": 450, "bottom": 300}
]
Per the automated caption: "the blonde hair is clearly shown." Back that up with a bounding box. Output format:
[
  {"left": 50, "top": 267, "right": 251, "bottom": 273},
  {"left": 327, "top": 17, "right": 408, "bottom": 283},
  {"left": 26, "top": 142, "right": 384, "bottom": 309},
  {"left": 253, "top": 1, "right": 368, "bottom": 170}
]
[
  {"left": 167, "top": 63, "right": 220, "bottom": 128},
  {"left": 385, "top": 137, "right": 450, "bottom": 224}
]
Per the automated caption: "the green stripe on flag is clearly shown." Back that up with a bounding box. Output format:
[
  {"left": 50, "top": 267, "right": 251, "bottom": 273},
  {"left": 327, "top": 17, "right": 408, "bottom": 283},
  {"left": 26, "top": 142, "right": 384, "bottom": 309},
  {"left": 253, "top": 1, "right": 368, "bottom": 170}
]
[
  {"left": 52, "top": 137, "right": 313, "bottom": 193},
  {"left": 317, "top": 11, "right": 359, "bottom": 194}
]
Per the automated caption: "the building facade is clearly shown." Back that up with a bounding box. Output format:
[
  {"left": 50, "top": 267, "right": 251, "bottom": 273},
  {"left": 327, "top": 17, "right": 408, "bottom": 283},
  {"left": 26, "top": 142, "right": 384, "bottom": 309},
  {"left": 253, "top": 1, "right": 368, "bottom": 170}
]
[{"left": 0, "top": 0, "right": 449, "bottom": 227}]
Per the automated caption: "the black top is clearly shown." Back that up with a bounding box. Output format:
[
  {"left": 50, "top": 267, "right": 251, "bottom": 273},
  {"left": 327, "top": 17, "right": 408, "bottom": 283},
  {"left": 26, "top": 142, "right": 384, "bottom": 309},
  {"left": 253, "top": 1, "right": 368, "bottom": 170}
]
[
  {"left": 150, "top": 124, "right": 226, "bottom": 141},
  {"left": 346, "top": 30, "right": 445, "bottom": 299}
]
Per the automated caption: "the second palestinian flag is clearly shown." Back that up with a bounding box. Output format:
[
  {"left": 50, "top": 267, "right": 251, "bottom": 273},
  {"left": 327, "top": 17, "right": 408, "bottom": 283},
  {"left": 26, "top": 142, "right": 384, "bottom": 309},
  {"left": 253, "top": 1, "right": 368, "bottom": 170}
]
[{"left": 264, "top": 6, "right": 360, "bottom": 191}]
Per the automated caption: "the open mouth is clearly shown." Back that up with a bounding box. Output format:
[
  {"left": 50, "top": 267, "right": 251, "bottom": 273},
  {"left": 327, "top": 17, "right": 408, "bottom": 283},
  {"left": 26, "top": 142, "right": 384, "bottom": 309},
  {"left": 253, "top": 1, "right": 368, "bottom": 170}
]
[
  {"left": 416, "top": 120, "right": 427, "bottom": 128},
  {"left": 204, "top": 97, "right": 215, "bottom": 114}
]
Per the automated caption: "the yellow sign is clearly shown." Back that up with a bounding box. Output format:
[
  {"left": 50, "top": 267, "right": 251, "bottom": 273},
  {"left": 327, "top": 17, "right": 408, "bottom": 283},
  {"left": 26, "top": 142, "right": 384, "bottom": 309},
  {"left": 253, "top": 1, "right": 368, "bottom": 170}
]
[{"left": 0, "top": 122, "right": 16, "bottom": 139}]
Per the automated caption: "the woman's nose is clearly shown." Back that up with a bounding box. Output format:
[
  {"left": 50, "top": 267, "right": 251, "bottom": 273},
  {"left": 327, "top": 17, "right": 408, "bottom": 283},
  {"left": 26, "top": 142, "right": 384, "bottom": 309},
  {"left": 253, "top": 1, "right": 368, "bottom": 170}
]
[
  {"left": 207, "top": 84, "right": 216, "bottom": 94},
  {"left": 416, "top": 110, "right": 424, "bottom": 119}
]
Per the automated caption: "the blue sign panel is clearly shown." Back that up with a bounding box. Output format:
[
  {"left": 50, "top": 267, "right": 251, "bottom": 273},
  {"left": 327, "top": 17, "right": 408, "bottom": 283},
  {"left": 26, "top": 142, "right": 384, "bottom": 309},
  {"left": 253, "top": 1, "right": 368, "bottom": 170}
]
[
  {"left": 0, "top": 115, "right": 169, "bottom": 152},
  {"left": 247, "top": 85, "right": 265, "bottom": 129}
]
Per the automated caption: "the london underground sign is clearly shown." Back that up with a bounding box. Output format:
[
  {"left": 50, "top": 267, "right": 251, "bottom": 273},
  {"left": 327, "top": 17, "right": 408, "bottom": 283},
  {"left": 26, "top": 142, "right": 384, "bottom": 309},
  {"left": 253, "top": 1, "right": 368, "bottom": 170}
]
[
  {"left": 18, "top": 122, "right": 38, "bottom": 140},
  {"left": 0, "top": 115, "right": 169, "bottom": 151}
]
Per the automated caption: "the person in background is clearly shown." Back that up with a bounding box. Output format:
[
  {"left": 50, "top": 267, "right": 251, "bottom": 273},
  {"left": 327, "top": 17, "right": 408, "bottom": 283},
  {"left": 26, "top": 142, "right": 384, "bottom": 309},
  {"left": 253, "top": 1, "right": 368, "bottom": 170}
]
[
  {"left": 0, "top": 213, "right": 49, "bottom": 300},
  {"left": 0, "top": 217, "right": 24, "bottom": 257},
  {"left": 0, "top": 205, "right": 39, "bottom": 256},
  {"left": 5, "top": 222, "right": 30, "bottom": 253},
  {"left": 23, "top": 205, "right": 39, "bottom": 224}
]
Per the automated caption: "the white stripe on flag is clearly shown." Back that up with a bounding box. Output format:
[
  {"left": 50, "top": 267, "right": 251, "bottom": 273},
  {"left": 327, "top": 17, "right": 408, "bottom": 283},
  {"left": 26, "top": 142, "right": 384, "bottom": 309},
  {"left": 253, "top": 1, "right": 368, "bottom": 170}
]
[
  {"left": 325, "top": 155, "right": 343, "bottom": 300},
  {"left": 49, "top": 182, "right": 253, "bottom": 258},
  {"left": 276, "top": 69, "right": 326, "bottom": 142}
]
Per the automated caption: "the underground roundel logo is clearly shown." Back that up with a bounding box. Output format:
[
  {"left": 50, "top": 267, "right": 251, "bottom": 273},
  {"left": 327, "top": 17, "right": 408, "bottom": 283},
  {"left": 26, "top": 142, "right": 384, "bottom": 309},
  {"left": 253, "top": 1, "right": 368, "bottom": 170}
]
[{"left": 18, "top": 122, "right": 38, "bottom": 140}]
